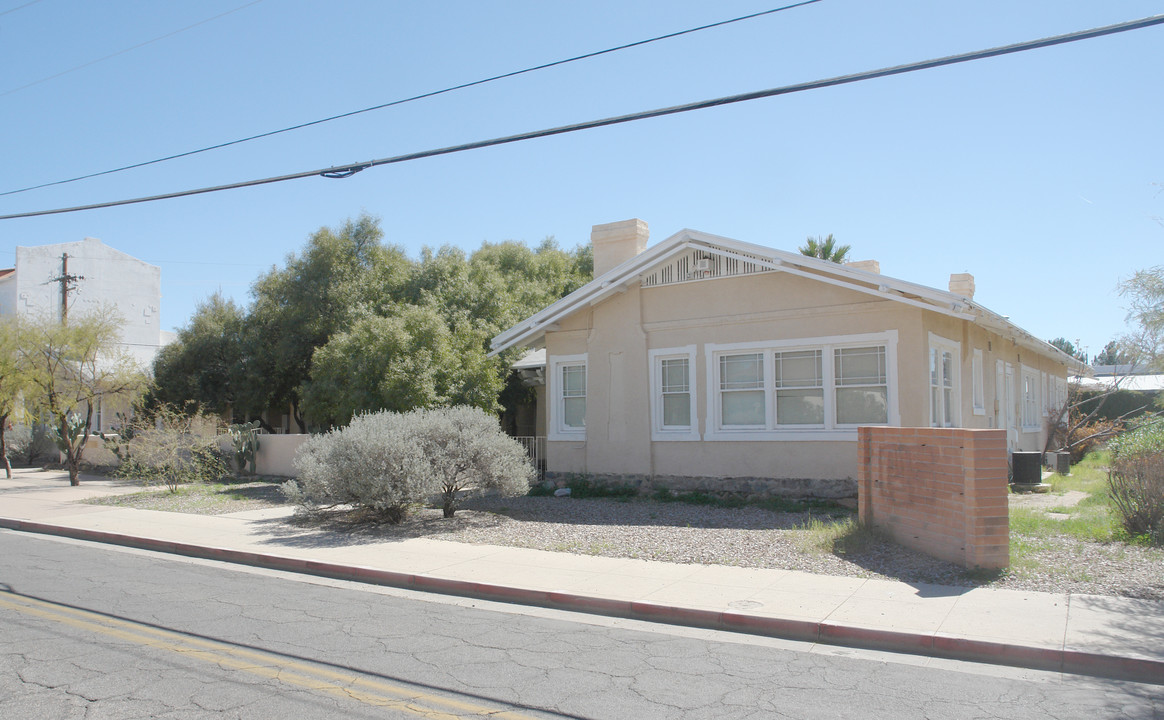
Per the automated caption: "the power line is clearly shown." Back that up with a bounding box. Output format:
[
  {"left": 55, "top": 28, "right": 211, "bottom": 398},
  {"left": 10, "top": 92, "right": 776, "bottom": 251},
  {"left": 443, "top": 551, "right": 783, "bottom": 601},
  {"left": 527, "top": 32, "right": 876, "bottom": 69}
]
[
  {"left": 0, "top": 0, "right": 264, "bottom": 98},
  {"left": 0, "top": 0, "right": 43, "bottom": 18},
  {"left": 3, "top": 13, "right": 1162, "bottom": 222},
  {"left": 0, "top": 0, "right": 822, "bottom": 197}
]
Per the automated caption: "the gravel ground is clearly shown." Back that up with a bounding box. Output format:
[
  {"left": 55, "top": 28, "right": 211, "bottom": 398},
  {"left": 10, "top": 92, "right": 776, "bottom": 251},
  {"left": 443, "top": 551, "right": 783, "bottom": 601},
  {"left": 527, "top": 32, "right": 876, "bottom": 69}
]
[
  {"left": 89, "top": 481, "right": 287, "bottom": 515},
  {"left": 95, "top": 482, "right": 1164, "bottom": 600},
  {"left": 288, "top": 493, "right": 1164, "bottom": 600}
]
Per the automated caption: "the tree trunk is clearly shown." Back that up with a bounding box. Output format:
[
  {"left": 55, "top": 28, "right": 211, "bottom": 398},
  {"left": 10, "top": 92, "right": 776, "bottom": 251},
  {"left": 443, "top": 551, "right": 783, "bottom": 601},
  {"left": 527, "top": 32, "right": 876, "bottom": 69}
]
[
  {"left": 0, "top": 412, "right": 10, "bottom": 479},
  {"left": 292, "top": 401, "right": 306, "bottom": 434},
  {"left": 442, "top": 488, "right": 456, "bottom": 518}
]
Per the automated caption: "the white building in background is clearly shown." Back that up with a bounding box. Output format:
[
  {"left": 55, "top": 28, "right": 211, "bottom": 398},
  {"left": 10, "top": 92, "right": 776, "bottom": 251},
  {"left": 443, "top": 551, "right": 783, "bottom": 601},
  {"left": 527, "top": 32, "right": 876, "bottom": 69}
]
[{"left": 0, "top": 237, "right": 174, "bottom": 371}]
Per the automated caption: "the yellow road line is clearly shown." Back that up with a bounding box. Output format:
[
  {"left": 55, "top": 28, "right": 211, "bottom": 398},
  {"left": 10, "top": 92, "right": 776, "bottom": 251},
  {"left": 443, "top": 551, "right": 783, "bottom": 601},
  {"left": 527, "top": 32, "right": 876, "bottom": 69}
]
[{"left": 0, "top": 591, "right": 541, "bottom": 719}]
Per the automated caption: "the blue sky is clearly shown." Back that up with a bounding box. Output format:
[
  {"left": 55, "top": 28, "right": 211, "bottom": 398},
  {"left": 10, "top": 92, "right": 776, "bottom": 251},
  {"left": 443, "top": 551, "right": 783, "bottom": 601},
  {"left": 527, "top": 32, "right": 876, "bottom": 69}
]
[{"left": 1, "top": 0, "right": 1161, "bottom": 359}]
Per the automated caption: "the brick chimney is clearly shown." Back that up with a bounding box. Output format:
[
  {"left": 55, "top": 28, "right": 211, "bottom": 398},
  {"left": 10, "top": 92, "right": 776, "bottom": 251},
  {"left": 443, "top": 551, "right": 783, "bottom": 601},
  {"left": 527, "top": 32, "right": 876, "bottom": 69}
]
[
  {"left": 591, "top": 219, "right": 649, "bottom": 277},
  {"left": 949, "top": 272, "right": 975, "bottom": 299},
  {"left": 844, "top": 259, "right": 880, "bottom": 274}
]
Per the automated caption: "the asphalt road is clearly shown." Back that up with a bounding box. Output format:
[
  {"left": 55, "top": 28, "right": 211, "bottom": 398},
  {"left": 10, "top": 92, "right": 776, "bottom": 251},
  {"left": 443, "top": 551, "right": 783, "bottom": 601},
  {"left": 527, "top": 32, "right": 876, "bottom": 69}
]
[{"left": 1, "top": 530, "right": 1159, "bottom": 719}]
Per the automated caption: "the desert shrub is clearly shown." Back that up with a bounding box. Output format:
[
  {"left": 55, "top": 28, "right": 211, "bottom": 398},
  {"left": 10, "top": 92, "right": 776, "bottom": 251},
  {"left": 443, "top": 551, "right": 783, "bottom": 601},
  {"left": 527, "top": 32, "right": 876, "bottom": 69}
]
[
  {"left": 286, "top": 410, "right": 430, "bottom": 523},
  {"left": 1108, "top": 454, "right": 1164, "bottom": 544},
  {"left": 114, "top": 409, "right": 228, "bottom": 492},
  {"left": 411, "top": 406, "right": 533, "bottom": 517},
  {"left": 285, "top": 406, "right": 533, "bottom": 522},
  {"left": 1107, "top": 422, "right": 1164, "bottom": 544},
  {"left": 19, "top": 423, "right": 57, "bottom": 464},
  {"left": 6, "top": 425, "right": 32, "bottom": 462},
  {"left": 1109, "top": 421, "right": 1164, "bottom": 461}
]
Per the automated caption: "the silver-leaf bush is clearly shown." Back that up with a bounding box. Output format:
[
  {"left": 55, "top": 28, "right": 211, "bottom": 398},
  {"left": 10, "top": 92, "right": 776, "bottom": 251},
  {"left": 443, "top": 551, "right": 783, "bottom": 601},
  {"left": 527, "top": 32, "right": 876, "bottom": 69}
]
[{"left": 285, "top": 406, "right": 533, "bottom": 522}]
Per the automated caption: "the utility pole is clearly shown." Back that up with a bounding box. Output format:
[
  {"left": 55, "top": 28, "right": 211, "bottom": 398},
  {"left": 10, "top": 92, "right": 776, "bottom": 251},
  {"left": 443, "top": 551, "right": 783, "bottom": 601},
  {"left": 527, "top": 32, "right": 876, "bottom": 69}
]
[{"left": 49, "top": 252, "right": 84, "bottom": 323}]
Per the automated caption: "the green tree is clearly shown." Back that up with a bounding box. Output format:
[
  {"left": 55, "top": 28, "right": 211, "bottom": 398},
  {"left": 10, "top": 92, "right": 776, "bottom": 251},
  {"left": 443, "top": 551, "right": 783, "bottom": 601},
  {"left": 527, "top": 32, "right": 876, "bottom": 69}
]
[
  {"left": 1118, "top": 266, "right": 1163, "bottom": 371},
  {"left": 245, "top": 214, "right": 412, "bottom": 430},
  {"left": 1093, "top": 340, "right": 1132, "bottom": 366},
  {"left": 150, "top": 293, "right": 246, "bottom": 418},
  {"left": 302, "top": 304, "right": 501, "bottom": 428},
  {"left": 799, "top": 234, "right": 851, "bottom": 263},
  {"left": 1048, "top": 337, "right": 1087, "bottom": 363},
  {"left": 0, "top": 318, "right": 32, "bottom": 478},
  {"left": 406, "top": 238, "right": 591, "bottom": 338},
  {"left": 18, "top": 310, "right": 146, "bottom": 485}
]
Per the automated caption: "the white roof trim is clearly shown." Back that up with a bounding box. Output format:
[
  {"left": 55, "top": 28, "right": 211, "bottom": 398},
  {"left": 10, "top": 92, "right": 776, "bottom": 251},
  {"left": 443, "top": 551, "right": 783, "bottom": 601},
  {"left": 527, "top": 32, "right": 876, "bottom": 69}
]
[{"left": 489, "top": 228, "right": 1079, "bottom": 370}]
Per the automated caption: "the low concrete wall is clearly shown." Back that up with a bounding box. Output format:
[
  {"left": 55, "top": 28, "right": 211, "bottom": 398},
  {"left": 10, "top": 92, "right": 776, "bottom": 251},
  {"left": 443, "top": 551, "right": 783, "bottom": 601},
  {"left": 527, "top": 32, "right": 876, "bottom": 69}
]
[
  {"left": 857, "top": 427, "right": 1008, "bottom": 570},
  {"left": 252, "top": 434, "right": 308, "bottom": 478},
  {"left": 217, "top": 433, "right": 309, "bottom": 478}
]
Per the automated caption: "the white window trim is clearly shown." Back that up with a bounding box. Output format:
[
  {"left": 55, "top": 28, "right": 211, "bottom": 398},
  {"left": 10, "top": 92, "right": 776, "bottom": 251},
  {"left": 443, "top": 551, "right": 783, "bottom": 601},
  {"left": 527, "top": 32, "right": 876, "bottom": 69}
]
[
  {"left": 971, "top": 348, "right": 985, "bottom": 416},
  {"left": 648, "top": 345, "right": 700, "bottom": 441},
  {"left": 548, "top": 353, "right": 587, "bottom": 441},
  {"left": 703, "top": 330, "right": 899, "bottom": 441},
  {"left": 1020, "top": 363, "right": 1042, "bottom": 433},
  {"left": 928, "top": 333, "right": 961, "bottom": 428}
]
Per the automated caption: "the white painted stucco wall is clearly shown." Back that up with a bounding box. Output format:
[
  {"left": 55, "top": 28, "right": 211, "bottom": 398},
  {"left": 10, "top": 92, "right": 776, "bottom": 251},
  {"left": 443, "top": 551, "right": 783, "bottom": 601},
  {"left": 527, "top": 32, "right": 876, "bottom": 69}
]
[{"left": 0, "top": 237, "right": 165, "bottom": 369}]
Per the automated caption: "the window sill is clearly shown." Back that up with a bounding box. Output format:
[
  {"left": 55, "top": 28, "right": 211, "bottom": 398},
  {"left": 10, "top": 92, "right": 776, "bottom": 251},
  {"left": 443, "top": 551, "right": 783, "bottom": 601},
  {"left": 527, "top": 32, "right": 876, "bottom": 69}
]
[{"left": 704, "top": 429, "right": 861, "bottom": 442}]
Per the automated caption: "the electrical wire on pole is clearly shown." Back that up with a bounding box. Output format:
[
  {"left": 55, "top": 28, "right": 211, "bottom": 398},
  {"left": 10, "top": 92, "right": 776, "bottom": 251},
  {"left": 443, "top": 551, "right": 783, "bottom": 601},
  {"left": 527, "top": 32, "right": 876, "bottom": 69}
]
[
  {"left": 2, "top": 12, "right": 1161, "bottom": 222},
  {"left": 0, "top": 0, "right": 821, "bottom": 198}
]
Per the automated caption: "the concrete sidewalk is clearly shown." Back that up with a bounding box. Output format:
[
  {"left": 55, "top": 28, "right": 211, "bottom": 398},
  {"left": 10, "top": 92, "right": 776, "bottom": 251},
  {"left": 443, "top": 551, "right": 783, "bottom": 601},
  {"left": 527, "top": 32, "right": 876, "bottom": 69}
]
[{"left": 1, "top": 468, "right": 1161, "bottom": 685}]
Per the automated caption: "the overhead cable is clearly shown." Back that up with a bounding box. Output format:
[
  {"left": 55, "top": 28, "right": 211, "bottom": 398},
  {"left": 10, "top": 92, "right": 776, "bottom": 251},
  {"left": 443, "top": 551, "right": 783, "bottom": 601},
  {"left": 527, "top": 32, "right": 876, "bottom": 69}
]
[
  {"left": 0, "top": 0, "right": 265, "bottom": 98},
  {"left": 0, "top": 0, "right": 43, "bottom": 18},
  {"left": 0, "top": 0, "right": 821, "bottom": 197},
  {"left": 3, "top": 13, "right": 1161, "bottom": 222}
]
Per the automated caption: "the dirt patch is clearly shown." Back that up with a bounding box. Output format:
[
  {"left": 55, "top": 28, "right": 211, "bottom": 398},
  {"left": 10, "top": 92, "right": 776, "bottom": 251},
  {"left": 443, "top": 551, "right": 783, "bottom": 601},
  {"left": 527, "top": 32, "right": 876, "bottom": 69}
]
[{"left": 1009, "top": 490, "right": 1088, "bottom": 510}]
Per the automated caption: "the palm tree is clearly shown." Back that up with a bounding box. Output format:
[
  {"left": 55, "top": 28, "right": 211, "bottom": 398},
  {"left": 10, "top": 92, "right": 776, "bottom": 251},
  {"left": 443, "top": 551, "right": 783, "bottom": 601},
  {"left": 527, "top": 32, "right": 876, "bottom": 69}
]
[{"left": 799, "top": 234, "right": 851, "bottom": 263}]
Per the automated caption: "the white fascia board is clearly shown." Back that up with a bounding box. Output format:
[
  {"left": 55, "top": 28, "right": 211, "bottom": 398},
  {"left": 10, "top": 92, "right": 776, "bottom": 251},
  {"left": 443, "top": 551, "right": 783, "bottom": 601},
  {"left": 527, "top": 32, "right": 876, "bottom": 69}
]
[
  {"left": 965, "top": 300, "right": 1082, "bottom": 372},
  {"left": 489, "top": 226, "right": 1064, "bottom": 362}
]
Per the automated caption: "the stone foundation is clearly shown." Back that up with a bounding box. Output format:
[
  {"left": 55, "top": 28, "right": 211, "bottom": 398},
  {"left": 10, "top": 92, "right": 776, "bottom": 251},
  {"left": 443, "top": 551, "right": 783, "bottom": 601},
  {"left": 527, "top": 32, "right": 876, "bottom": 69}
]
[{"left": 545, "top": 472, "right": 856, "bottom": 501}]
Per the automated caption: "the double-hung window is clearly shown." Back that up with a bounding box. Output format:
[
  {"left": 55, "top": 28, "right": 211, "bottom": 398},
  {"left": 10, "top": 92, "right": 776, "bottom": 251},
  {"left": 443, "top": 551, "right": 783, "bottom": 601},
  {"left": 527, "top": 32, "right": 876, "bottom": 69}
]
[
  {"left": 971, "top": 349, "right": 985, "bottom": 415},
  {"left": 928, "top": 334, "right": 960, "bottom": 428},
  {"left": 775, "top": 350, "right": 824, "bottom": 425},
  {"left": 719, "top": 353, "right": 765, "bottom": 427},
  {"left": 835, "top": 346, "right": 888, "bottom": 425},
  {"left": 1021, "top": 365, "right": 1041, "bottom": 431},
  {"left": 549, "top": 354, "right": 587, "bottom": 439},
  {"left": 705, "top": 331, "right": 897, "bottom": 440},
  {"left": 649, "top": 346, "right": 699, "bottom": 440}
]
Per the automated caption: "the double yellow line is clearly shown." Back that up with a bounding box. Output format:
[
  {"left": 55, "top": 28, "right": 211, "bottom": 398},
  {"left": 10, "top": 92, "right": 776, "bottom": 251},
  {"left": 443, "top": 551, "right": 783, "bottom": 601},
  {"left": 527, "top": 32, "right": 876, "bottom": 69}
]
[{"left": 0, "top": 590, "right": 542, "bottom": 719}]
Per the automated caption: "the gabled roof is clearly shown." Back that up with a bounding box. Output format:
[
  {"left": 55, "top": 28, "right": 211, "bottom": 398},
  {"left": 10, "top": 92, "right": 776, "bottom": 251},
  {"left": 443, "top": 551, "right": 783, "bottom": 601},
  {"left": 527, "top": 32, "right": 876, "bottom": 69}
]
[{"left": 490, "top": 228, "right": 1082, "bottom": 371}]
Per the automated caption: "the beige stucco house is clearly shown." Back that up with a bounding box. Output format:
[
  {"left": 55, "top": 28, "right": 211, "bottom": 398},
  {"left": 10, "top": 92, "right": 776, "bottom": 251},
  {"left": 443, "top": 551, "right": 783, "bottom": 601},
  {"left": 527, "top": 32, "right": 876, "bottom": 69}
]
[{"left": 491, "top": 220, "right": 1079, "bottom": 497}]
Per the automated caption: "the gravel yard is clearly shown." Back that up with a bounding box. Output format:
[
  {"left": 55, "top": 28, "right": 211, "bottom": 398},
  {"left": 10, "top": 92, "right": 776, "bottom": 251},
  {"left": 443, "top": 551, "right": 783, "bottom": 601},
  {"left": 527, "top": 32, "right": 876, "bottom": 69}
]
[
  {"left": 93, "top": 480, "right": 1164, "bottom": 600},
  {"left": 287, "top": 493, "right": 1164, "bottom": 601}
]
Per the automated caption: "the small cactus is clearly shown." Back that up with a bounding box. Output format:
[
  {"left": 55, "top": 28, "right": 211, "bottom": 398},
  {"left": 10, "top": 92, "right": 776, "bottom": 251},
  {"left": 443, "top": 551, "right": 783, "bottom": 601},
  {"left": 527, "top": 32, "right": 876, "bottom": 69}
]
[{"left": 228, "top": 421, "right": 261, "bottom": 477}]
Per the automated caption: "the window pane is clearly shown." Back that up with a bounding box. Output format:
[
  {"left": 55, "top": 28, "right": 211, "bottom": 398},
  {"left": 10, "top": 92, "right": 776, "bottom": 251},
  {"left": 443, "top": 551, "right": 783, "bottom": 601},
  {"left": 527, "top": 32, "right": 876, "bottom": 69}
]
[
  {"left": 722, "top": 390, "right": 765, "bottom": 426},
  {"left": 720, "top": 353, "right": 763, "bottom": 389},
  {"left": 661, "top": 358, "right": 689, "bottom": 392},
  {"left": 564, "top": 397, "right": 585, "bottom": 428},
  {"left": 562, "top": 365, "right": 585, "bottom": 396},
  {"left": 835, "top": 346, "right": 886, "bottom": 385},
  {"left": 776, "top": 389, "right": 824, "bottom": 425},
  {"left": 662, "top": 393, "right": 691, "bottom": 427},
  {"left": 941, "top": 351, "right": 953, "bottom": 389},
  {"left": 943, "top": 387, "right": 954, "bottom": 425},
  {"left": 775, "top": 350, "right": 821, "bottom": 387},
  {"left": 837, "top": 387, "right": 888, "bottom": 424}
]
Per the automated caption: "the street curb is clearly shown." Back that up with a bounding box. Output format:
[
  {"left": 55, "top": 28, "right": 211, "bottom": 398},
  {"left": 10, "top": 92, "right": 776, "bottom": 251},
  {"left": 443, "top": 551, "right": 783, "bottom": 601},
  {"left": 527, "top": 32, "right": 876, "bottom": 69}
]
[{"left": 3, "top": 517, "right": 1161, "bottom": 686}]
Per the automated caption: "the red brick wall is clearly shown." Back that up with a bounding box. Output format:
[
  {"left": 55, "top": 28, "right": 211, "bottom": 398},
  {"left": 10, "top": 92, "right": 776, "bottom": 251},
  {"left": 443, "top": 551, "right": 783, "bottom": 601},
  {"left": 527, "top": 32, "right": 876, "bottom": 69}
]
[{"left": 857, "top": 427, "right": 1009, "bottom": 569}]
